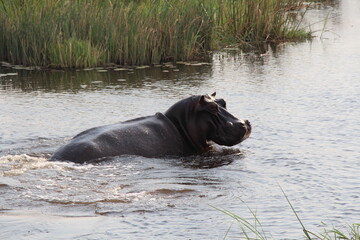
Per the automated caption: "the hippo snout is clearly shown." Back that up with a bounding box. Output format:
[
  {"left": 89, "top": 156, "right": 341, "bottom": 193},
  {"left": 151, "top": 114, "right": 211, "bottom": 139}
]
[
  {"left": 245, "top": 120, "right": 251, "bottom": 131},
  {"left": 241, "top": 119, "right": 251, "bottom": 142}
]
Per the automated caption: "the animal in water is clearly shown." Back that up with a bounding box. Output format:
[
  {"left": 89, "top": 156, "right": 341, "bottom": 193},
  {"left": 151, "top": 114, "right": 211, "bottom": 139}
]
[{"left": 50, "top": 93, "right": 251, "bottom": 163}]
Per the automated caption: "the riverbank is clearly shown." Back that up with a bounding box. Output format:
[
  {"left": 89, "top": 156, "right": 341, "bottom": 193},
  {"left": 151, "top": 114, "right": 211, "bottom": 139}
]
[{"left": 0, "top": 0, "right": 312, "bottom": 68}]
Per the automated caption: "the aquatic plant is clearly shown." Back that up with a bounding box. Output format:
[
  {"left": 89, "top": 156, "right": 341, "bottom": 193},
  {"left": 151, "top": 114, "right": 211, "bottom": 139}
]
[{"left": 0, "top": 0, "right": 312, "bottom": 68}]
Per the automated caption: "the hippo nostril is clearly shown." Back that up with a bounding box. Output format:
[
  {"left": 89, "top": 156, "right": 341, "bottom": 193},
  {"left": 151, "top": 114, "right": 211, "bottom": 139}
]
[{"left": 245, "top": 120, "right": 251, "bottom": 126}]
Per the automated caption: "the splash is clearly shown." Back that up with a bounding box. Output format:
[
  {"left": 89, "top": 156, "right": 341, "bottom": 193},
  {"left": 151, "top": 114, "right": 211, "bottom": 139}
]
[{"left": 0, "top": 154, "right": 64, "bottom": 176}]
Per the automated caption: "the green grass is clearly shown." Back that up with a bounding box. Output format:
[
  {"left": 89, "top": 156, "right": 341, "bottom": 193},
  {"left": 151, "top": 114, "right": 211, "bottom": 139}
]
[
  {"left": 0, "top": 0, "right": 313, "bottom": 68},
  {"left": 213, "top": 200, "right": 269, "bottom": 240},
  {"left": 214, "top": 188, "right": 359, "bottom": 240}
]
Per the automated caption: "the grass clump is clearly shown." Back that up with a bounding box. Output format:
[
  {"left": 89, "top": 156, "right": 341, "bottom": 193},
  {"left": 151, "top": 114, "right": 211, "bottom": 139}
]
[
  {"left": 319, "top": 223, "right": 360, "bottom": 240},
  {"left": 217, "top": 204, "right": 359, "bottom": 240},
  {"left": 0, "top": 0, "right": 313, "bottom": 68},
  {"left": 214, "top": 188, "right": 359, "bottom": 240}
]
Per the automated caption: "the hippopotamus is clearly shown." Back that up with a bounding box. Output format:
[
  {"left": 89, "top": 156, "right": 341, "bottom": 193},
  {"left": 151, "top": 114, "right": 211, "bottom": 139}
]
[{"left": 50, "top": 93, "right": 251, "bottom": 163}]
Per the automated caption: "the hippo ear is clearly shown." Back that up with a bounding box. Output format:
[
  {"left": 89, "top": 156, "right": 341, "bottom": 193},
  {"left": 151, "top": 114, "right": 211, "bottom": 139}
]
[
  {"left": 211, "top": 92, "right": 216, "bottom": 97},
  {"left": 199, "top": 95, "right": 212, "bottom": 105},
  {"left": 199, "top": 95, "right": 206, "bottom": 104}
]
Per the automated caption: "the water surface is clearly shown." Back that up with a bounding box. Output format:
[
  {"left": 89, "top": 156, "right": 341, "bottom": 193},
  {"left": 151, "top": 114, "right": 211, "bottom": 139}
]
[{"left": 1, "top": 1, "right": 359, "bottom": 239}]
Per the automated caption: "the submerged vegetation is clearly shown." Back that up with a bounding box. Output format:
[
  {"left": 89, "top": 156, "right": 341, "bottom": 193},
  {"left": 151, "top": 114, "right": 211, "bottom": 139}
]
[{"left": 0, "top": 0, "right": 312, "bottom": 68}]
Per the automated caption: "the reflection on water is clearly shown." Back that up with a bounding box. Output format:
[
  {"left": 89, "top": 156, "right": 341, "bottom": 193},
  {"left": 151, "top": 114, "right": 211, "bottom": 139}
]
[
  {"left": 0, "top": 63, "right": 212, "bottom": 93},
  {"left": 177, "top": 147, "right": 245, "bottom": 169},
  {"left": 1, "top": 1, "right": 360, "bottom": 239}
]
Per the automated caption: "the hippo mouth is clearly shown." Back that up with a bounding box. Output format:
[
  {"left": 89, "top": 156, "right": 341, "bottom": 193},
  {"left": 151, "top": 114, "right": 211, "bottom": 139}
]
[{"left": 241, "top": 120, "right": 252, "bottom": 142}]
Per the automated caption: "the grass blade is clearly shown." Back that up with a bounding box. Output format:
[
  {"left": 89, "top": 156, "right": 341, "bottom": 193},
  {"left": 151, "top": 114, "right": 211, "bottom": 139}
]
[{"left": 279, "top": 185, "right": 312, "bottom": 240}]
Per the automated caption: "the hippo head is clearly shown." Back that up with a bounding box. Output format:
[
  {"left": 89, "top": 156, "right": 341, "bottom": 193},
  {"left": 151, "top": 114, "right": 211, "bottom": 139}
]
[{"left": 165, "top": 93, "right": 251, "bottom": 153}]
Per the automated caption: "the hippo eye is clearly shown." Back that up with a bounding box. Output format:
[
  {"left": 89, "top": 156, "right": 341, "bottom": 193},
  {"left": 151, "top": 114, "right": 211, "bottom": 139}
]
[{"left": 215, "top": 99, "right": 227, "bottom": 109}]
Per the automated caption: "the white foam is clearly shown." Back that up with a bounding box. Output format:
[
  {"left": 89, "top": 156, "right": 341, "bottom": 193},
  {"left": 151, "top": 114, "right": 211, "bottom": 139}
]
[{"left": 0, "top": 154, "right": 64, "bottom": 176}]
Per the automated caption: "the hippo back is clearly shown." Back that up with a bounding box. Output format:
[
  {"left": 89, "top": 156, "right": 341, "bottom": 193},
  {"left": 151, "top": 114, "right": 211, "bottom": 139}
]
[{"left": 50, "top": 113, "right": 184, "bottom": 163}]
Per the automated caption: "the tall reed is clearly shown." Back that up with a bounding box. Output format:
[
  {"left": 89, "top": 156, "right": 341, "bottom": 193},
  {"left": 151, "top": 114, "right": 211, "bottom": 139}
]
[
  {"left": 0, "top": 0, "right": 311, "bottom": 68},
  {"left": 213, "top": 0, "right": 311, "bottom": 45}
]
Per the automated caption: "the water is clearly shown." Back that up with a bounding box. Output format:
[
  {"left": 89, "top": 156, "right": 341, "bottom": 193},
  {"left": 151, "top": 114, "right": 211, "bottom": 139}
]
[{"left": 1, "top": 1, "right": 359, "bottom": 239}]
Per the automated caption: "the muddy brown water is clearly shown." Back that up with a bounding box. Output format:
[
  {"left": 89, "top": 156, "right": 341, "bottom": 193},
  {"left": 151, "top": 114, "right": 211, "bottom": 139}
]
[{"left": 1, "top": 1, "right": 359, "bottom": 239}]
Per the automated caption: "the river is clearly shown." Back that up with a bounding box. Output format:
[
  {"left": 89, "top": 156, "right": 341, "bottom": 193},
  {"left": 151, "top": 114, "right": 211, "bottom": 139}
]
[{"left": 1, "top": 0, "right": 359, "bottom": 239}]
